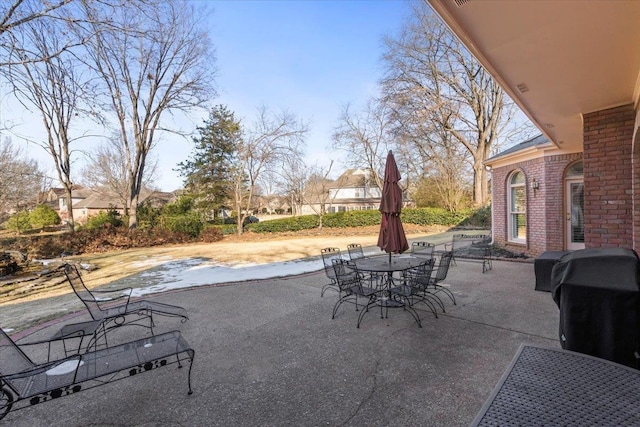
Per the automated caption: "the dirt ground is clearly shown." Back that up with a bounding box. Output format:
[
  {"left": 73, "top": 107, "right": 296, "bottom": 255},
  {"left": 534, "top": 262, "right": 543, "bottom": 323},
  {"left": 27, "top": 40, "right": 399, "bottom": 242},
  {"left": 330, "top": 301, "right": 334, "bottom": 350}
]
[
  {"left": 4, "top": 224, "right": 449, "bottom": 305},
  {"left": 78, "top": 224, "right": 448, "bottom": 283}
]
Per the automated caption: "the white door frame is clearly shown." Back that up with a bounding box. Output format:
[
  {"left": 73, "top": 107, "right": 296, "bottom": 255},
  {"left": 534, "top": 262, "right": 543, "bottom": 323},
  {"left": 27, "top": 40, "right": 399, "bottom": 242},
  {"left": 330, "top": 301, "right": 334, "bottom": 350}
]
[{"left": 565, "top": 178, "right": 585, "bottom": 251}]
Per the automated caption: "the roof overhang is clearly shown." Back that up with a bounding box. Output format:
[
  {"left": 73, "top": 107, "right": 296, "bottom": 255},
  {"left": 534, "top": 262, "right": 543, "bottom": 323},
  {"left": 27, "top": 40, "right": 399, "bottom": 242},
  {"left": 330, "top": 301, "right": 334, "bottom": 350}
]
[
  {"left": 485, "top": 141, "right": 557, "bottom": 170},
  {"left": 427, "top": 0, "right": 640, "bottom": 153}
]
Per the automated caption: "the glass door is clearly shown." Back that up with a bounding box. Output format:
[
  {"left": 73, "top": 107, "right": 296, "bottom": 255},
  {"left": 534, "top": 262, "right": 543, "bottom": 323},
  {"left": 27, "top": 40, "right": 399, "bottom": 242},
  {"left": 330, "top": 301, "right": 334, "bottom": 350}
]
[{"left": 565, "top": 179, "right": 585, "bottom": 250}]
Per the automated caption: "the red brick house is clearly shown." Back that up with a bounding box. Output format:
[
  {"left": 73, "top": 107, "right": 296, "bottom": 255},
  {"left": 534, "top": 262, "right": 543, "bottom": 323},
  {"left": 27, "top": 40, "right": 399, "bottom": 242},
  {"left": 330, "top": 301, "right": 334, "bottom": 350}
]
[{"left": 428, "top": 1, "right": 640, "bottom": 257}]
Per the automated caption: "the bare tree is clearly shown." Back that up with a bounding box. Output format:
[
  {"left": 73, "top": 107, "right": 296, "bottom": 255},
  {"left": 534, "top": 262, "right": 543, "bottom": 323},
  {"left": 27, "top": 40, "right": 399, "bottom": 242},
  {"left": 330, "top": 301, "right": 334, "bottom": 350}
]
[
  {"left": 81, "top": 135, "right": 159, "bottom": 211},
  {"left": 3, "top": 14, "right": 90, "bottom": 230},
  {"left": 271, "top": 153, "right": 306, "bottom": 216},
  {"left": 0, "top": 0, "right": 101, "bottom": 67},
  {"left": 1, "top": 0, "right": 72, "bottom": 35},
  {"left": 332, "top": 100, "right": 391, "bottom": 191},
  {"left": 381, "top": 2, "right": 524, "bottom": 206},
  {"left": 300, "top": 162, "right": 350, "bottom": 229},
  {"left": 0, "top": 137, "right": 49, "bottom": 214},
  {"left": 231, "top": 107, "right": 308, "bottom": 235},
  {"left": 81, "top": 0, "right": 216, "bottom": 229}
]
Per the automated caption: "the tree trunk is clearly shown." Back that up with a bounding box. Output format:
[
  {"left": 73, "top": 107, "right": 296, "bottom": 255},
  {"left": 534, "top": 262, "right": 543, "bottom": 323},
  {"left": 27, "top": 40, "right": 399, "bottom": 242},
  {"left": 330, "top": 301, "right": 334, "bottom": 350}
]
[
  {"left": 128, "top": 192, "right": 139, "bottom": 230},
  {"left": 473, "top": 159, "right": 489, "bottom": 206},
  {"left": 65, "top": 185, "right": 74, "bottom": 232}
]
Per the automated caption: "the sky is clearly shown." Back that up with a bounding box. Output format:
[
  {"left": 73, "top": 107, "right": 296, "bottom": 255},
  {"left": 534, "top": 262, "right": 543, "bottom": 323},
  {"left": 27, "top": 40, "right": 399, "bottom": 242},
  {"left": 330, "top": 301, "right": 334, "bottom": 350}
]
[{"left": 0, "top": 0, "right": 412, "bottom": 192}]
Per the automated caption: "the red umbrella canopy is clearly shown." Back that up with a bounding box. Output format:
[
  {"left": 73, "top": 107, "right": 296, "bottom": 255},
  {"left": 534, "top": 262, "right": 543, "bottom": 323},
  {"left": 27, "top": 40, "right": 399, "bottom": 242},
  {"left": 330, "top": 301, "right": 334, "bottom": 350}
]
[{"left": 377, "top": 151, "right": 409, "bottom": 255}]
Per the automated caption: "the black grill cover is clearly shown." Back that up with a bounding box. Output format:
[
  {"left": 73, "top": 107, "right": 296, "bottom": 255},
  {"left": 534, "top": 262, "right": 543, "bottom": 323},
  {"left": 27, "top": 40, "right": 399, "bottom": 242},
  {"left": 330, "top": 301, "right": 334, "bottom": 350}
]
[{"left": 551, "top": 248, "right": 640, "bottom": 367}]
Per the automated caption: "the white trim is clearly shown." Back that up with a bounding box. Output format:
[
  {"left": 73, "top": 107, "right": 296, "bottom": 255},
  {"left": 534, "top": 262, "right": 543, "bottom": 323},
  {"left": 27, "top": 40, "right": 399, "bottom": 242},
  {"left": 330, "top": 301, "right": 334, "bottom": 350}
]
[{"left": 507, "top": 171, "right": 527, "bottom": 244}]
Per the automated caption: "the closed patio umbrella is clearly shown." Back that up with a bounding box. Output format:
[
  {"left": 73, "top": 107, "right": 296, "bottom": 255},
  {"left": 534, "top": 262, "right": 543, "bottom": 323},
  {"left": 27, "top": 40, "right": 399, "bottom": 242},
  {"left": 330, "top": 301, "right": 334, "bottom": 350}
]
[{"left": 377, "top": 150, "right": 409, "bottom": 261}]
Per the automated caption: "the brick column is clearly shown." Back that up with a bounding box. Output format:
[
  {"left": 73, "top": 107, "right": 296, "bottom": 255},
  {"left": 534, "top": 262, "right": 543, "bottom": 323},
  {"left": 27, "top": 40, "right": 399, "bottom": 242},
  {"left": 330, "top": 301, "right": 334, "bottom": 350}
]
[
  {"left": 583, "top": 104, "right": 635, "bottom": 248},
  {"left": 633, "top": 113, "right": 640, "bottom": 253}
]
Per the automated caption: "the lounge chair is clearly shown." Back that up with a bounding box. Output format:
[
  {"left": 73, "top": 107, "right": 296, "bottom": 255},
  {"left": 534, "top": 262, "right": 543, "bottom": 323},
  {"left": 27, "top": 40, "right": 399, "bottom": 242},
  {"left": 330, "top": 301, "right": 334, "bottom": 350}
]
[
  {"left": 0, "top": 327, "right": 194, "bottom": 421},
  {"left": 63, "top": 263, "right": 188, "bottom": 343}
]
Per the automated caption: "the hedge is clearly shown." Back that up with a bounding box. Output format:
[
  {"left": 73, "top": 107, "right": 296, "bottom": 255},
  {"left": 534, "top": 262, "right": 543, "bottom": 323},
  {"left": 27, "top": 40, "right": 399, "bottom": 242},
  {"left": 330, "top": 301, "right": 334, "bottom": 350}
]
[{"left": 247, "top": 208, "right": 477, "bottom": 234}]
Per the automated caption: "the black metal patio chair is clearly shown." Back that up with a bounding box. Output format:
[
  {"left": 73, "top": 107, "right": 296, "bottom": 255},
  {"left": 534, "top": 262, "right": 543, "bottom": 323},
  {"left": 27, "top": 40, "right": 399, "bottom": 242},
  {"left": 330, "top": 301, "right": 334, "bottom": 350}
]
[
  {"left": 347, "top": 243, "right": 365, "bottom": 260},
  {"left": 390, "top": 258, "right": 439, "bottom": 324},
  {"left": 411, "top": 241, "right": 435, "bottom": 260},
  {"left": 63, "top": 264, "right": 188, "bottom": 342},
  {"left": 320, "top": 248, "right": 343, "bottom": 297},
  {"left": 331, "top": 259, "right": 377, "bottom": 328},
  {"left": 0, "top": 327, "right": 194, "bottom": 421},
  {"left": 426, "top": 251, "right": 456, "bottom": 306}
]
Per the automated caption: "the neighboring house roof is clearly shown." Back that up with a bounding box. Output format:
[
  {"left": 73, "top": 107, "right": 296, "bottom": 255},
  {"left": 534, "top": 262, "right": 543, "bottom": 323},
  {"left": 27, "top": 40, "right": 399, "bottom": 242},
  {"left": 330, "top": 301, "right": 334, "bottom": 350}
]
[
  {"left": 330, "top": 169, "right": 380, "bottom": 189},
  {"left": 74, "top": 192, "right": 123, "bottom": 209},
  {"left": 72, "top": 188, "right": 175, "bottom": 210}
]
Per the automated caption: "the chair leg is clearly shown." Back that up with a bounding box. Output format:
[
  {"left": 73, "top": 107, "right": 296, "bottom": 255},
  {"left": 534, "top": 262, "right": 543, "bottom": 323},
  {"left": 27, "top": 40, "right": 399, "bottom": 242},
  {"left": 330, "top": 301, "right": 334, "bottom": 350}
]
[
  {"left": 397, "top": 295, "right": 422, "bottom": 327},
  {"left": 415, "top": 295, "right": 438, "bottom": 319},
  {"left": 434, "top": 284, "right": 456, "bottom": 305},
  {"left": 321, "top": 281, "right": 339, "bottom": 297},
  {"left": 332, "top": 294, "right": 355, "bottom": 319},
  {"left": 422, "top": 291, "right": 446, "bottom": 312},
  {"left": 356, "top": 297, "right": 376, "bottom": 328}
]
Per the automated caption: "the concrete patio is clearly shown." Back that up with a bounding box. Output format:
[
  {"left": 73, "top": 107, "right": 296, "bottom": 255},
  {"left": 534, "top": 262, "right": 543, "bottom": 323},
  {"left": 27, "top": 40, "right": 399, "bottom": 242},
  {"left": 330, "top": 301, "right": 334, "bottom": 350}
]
[{"left": 2, "top": 257, "right": 559, "bottom": 426}]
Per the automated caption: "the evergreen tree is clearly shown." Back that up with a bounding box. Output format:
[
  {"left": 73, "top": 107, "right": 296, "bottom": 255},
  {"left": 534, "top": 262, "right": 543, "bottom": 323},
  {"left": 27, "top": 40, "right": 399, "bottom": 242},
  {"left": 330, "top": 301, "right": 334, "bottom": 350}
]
[{"left": 177, "top": 105, "right": 240, "bottom": 218}]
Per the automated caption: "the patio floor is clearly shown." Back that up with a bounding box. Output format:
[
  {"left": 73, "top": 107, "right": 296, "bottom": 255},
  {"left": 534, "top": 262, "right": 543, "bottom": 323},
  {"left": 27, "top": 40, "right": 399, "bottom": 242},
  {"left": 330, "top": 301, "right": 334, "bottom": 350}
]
[{"left": 2, "top": 258, "right": 559, "bottom": 426}]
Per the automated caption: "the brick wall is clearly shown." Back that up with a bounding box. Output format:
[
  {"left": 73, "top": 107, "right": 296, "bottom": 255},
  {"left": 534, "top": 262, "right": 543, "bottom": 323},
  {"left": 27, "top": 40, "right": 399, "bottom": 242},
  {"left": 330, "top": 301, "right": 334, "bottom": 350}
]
[
  {"left": 634, "top": 119, "right": 640, "bottom": 253},
  {"left": 491, "top": 153, "right": 581, "bottom": 258},
  {"left": 583, "top": 104, "right": 635, "bottom": 249}
]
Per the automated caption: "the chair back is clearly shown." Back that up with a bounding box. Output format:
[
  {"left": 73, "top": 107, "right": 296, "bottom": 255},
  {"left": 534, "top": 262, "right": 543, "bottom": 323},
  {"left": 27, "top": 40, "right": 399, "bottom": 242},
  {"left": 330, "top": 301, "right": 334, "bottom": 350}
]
[
  {"left": 64, "top": 264, "right": 104, "bottom": 320},
  {"left": 433, "top": 252, "right": 453, "bottom": 283},
  {"left": 347, "top": 244, "right": 364, "bottom": 260},
  {"left": 332, "top": 259, "right": 361, "bottom": 292},
  {"left": 0, "top": 327, "right": 35, "bottom": 378},
  {"left": 321, "top": 247, "right": 341, "bottom": 279},
  {"left": 411, "top": 241, "right": 435, "bottom": 259},
  {"left": 406, "top": 258, "right": 435, "bottom": 290}
]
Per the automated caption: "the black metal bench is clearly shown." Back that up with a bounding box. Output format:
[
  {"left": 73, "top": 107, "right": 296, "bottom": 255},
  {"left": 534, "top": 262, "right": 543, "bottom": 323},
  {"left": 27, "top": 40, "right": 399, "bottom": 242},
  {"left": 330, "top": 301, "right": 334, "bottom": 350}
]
[{"left": 444, "top": 233, "right": 493, "bottom": 273}]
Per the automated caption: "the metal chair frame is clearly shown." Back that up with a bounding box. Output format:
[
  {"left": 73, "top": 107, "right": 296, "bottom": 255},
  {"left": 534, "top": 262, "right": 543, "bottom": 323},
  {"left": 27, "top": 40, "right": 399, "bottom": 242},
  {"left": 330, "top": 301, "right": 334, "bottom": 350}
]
[
  {"left": 411, "top": 241, "right": 435, "bottom": 260},
  {"left": 331, "top": 259, "right": 378, "bottom": 328},
  {"left": 426, "top": 252, "right": 456, "bottom": 306},
  {"left": 0, "top": 328, "right": 194, "bottom": 421},
  {"left": 390, "top": 259, "right": 439, "bottom": 325},
  {"left": 347, "top": 243, "right": 365, "bottom": 260},
  {"left": 320, "top": 248, "right": 342, "bottom": 297},
  {"left": 63, "top": 264, "right": 188, "bottom": 344}
]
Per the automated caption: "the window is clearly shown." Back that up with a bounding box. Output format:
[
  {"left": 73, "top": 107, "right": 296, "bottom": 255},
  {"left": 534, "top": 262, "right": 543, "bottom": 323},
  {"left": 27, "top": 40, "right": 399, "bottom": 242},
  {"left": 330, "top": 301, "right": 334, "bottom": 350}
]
[{"left": 508, "top": 171, "right": 526, "bottom": 242}]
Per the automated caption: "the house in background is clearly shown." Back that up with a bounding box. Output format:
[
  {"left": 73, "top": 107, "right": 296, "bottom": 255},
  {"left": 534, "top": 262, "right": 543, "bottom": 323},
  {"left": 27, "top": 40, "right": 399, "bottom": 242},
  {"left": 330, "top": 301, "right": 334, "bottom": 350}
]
[
  {"left": 300, "top": 169, "right": 382, "bottom": 215},
  {"left": 428, "top": 0, "right": 640, "bottom": 257},
  {"left": 46, "top": 187, "right": 175, "bottom": 225}
]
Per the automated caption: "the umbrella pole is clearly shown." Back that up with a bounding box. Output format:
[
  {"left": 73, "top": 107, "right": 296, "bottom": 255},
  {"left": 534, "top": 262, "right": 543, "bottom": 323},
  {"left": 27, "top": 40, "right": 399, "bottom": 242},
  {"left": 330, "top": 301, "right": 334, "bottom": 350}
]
[{"left": 389, "top": 252, "right": 391, "bottom": 263}]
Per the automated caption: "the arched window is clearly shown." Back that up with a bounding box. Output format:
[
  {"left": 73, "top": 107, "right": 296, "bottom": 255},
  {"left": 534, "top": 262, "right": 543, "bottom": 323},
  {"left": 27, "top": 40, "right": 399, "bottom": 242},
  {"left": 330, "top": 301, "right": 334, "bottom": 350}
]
[
  {"left": 566, "top": 161, "right": 583, "bottom": 177},
  {"left": 508, "top": 171, "right": 526, "bottom": 242}
]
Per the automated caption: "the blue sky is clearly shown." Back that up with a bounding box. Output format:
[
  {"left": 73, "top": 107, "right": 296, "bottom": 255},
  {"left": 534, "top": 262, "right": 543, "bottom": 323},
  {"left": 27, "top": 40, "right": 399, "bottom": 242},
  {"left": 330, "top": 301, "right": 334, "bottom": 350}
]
[
  {"left": 2, "top": 0, "right": 411, "bottom": 192},
  {"left": 172, "top": 0, "right": 411, "bottom": 191}
]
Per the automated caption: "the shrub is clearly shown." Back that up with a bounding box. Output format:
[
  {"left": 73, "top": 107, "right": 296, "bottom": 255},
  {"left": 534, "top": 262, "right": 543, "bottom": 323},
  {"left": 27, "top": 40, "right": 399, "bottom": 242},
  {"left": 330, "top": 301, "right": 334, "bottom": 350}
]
[
  {"left": 29, "top": 204, "right": 61, "bottom": 230},
  {"left": 160, "top": 213, "right": 204, "bottom": 238},
  {"left": 401, "top": 208, "right": 470, "bottom": 226},
  {"left": 163, "top": 196, "right": 195, "bottom": 216},
  {"left": 198, "top": 226, "right": 224, "bottom": 242},
  {"left": 322, "top": 211, "right": 381, "bottom": 228},
  {"left": 249, "top": 215, "right": 319, "bottom": 233},
  {"left": 5, "top": 211, "right": 32, "bottom": 234},
  {"left": 136, "top": 204, "right": 163, "bottom": 230},
  {"left": 84, "top": 209, "right": 124, "bottom": 231},
  {"left": 463, "top": 205, "right": 492, "bottom": 228}
]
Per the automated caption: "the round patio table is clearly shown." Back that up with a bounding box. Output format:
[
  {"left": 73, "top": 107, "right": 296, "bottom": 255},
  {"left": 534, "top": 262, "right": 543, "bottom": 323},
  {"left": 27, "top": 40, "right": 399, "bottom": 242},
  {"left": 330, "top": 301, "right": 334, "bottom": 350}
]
[{"left": 354, "top": 255, "right": 428, "bottom": 325}]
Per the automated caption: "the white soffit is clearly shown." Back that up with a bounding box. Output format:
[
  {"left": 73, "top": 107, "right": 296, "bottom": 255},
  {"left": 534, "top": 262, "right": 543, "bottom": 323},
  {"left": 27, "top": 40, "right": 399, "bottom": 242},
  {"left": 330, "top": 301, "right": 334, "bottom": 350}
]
[{"left": 428, "top": 0, "right": 640, "bottom": 152}]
